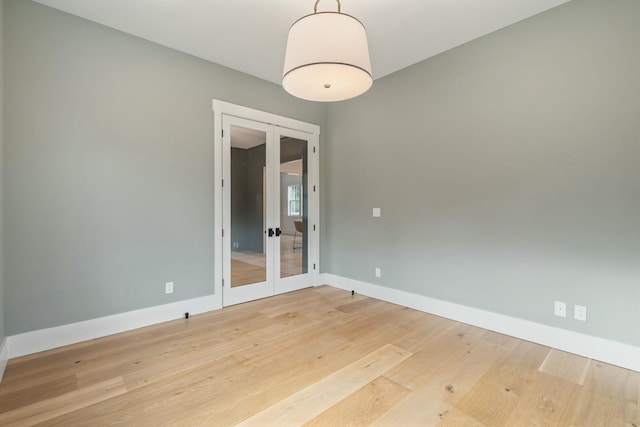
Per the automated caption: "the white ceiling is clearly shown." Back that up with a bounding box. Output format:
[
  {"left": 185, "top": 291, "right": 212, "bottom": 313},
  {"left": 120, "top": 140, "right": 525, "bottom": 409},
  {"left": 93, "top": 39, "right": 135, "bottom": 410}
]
[
  {"left": 281, "top": 160, "right": 303, "bottom": 175},
  {"left": 230, "top": 126, "right": 265, "bottom": 150},
  {"left": 33, "top": 0, "right": 571, "bottom": 85}
]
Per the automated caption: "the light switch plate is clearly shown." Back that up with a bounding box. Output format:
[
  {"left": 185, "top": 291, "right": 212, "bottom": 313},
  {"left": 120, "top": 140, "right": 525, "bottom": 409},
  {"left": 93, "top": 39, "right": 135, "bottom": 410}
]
[{"left": 373, "top": 208, "right": 381, "bottom": 217}]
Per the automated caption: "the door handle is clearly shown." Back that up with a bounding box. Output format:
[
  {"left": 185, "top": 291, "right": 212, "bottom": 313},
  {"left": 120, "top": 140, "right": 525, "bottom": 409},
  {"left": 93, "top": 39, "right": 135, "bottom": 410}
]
[
  {"left": 268, "top": 228, "right": 274, "bottom": 237},
  {"left": 275, "top": 228, "right": 282, "bottom": 237}
]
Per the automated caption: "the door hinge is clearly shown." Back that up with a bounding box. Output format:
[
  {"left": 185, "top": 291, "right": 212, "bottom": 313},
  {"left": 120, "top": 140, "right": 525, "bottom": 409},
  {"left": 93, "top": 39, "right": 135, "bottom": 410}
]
[
  {"left": 222, "top": 278, "right": 225, "bottom": 287},
  {"left": 221, "top": 179, "right": 224, "bottom": 187},
  {"left": 222, "top": 129, "right": 224, "bottom": 137},
  {"left": 313, "top": 263, "right": 316, "bottom": 270},
  {"left": 222, "top": 229, "right": 224, "bottom": 237},
  {"left": 313, "top": 224, "right": 316, "bottom": 231},
  {"left": 313, "top": 185, "right": 316, "bottom": 192},
  {"left": 313, "top": 146, "right": 316, "bottom": 153}
]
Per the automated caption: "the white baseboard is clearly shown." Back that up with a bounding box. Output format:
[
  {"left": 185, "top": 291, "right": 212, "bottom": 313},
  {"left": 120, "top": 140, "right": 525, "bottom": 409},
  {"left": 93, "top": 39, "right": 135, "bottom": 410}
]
[
  {"left": 6, "top": 278, "right": 639, "bottom": 373},
  {"left": 8, "top": 294, "right": 220, "bottom": 359},
  {"left": 0, "top": 337, "right": 8, "bottom": 383},
  {"left": 320, "top": 273, "right": 640, "bottom": 372}
]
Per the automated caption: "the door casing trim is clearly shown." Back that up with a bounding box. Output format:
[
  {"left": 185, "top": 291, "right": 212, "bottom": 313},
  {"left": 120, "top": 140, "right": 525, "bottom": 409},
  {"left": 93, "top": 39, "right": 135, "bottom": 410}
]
[{"left": 212, "top": 100, "right": 321, "bottom": 308}]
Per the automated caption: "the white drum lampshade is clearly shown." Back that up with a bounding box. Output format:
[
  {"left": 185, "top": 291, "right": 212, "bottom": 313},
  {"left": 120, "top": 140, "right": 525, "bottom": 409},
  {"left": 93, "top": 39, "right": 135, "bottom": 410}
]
[{"left": 283, "top": 2, "right": 372, "bottom": 102}]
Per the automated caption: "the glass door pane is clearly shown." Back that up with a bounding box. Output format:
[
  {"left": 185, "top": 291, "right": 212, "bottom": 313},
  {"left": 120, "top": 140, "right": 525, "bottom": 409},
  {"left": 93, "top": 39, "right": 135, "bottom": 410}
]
[
  {"left": 279, "top": 135, "right": 309, "bottom": 279},
  {"left": 217, "top": 103, "right": 318, "bottom": 308},
  {"left": 230, "top": 125, "right": 267, "bottom": 287}
]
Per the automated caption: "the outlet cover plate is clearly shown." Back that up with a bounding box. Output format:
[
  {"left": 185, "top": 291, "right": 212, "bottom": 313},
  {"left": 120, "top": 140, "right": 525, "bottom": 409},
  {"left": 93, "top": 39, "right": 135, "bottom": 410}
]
[
  {"left": 574, "top": 305, "right": 587, "bottom": 321},
  {"left": 554, "top": 301, "right": 566, "bottom": 317},
  {"left": 165, "top": 282, "right": 174, "bottom": 294}
]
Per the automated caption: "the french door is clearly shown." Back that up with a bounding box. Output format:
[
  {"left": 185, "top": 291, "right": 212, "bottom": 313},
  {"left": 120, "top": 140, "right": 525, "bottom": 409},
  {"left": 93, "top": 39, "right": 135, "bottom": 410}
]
[{"left": 215, "top": 102, "right": 319, "bottom": 307}]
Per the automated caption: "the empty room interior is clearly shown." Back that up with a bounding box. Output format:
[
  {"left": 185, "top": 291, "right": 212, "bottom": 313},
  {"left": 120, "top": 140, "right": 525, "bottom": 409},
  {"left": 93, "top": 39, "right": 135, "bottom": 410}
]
[{"left": 0, "top": 0, "right": 639, "bottom": 425}]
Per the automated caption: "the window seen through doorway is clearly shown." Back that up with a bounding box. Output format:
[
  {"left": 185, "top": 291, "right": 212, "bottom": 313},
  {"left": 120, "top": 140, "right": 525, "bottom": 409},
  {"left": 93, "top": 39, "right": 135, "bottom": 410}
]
[{"left": 288, "top": 184, "right": 302, "bottom": 216}]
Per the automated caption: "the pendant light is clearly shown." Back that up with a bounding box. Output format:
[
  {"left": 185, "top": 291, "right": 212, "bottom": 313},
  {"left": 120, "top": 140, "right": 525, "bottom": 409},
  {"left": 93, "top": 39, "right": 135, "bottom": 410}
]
[{"left": 282, "top": 0, "right": 372, "bottom": 102}]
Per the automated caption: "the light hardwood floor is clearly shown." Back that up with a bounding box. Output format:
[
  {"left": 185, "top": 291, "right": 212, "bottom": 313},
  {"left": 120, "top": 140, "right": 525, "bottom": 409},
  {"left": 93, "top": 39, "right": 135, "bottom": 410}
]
[{"left": 0, "top": 286, "right": 638, "bottom": 426}]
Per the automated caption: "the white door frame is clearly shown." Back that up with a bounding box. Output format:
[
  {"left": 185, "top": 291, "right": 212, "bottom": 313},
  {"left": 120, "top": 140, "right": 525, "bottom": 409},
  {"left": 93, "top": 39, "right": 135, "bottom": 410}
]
[{"left": 212, "top": 100, "right": 320, "bottom": 308}]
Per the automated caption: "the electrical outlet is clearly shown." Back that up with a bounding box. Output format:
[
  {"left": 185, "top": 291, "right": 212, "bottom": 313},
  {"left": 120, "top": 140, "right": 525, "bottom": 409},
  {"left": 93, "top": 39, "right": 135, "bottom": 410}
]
[
  {"left": 373, "top": 208, "right": 381, "bottom": 217},
  {"left": 375, "top": 267, "right": 381, "bottom": 278},
  {"left": 554, "top": 301, "right": 566, "bottom": 317},
  {"left": 574, "top": 305, "right": 587, "bottom": 321},
  {"left": 165, "top": 282, "right": 174, "bottom": 294}
]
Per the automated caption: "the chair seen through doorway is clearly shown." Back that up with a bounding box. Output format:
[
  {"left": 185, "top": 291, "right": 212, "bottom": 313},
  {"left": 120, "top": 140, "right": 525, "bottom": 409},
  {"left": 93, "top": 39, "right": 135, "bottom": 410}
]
[{"left": 293, "top": 220, "right": 303, "bottom": 250}]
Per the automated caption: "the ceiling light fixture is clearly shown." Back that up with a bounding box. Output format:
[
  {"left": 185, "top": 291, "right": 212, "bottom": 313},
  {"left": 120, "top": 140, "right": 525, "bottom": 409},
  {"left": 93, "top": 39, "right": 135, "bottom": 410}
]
[{"left": 282, "top": 0, "right": 372, "bottom": 102}]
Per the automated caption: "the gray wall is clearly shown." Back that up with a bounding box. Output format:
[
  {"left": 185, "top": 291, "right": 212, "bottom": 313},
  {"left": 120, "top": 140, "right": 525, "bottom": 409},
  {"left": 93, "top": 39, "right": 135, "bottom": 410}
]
[
  {"left": 0, "top": 0, "right": 5, "bottom": 343},
  {"left": 3, "top": 0, "right": 325, "bottom": 335},
  {"left": 231, "top": 146, "right": 266, "bottom": 253},
  {"left": 323, "top": 0, "right": 640, "bottom": 346}
]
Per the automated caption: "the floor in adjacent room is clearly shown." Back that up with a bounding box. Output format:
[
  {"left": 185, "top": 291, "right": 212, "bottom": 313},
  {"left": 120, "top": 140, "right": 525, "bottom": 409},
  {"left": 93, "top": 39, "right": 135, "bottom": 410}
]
[
  {"left": 0, "top": 286, "right": 638, "bottom": 426},
  {"left": 231, "top": 234, "right": 304, "bottom": 287}
]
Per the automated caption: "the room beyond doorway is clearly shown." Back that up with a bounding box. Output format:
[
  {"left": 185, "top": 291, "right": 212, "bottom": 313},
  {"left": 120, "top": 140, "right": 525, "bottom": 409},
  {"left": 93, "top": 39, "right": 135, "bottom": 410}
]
[{"left": 231, "top": 235, "right": 303, "bottom": 287}]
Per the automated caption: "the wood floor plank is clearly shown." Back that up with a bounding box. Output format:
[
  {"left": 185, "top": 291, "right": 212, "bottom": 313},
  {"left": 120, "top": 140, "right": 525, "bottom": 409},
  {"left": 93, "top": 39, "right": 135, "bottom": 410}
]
[
  {"left": 453, "top": 340, "right": 551, "bottom": 426},
  {"left": 50, "top": 305, "right": 360, "bottom": 425},
  {"left": 371, "top": 335, "right": 508, "bottom": 425},
  {"left": 374, "top": 394, "right": 453, "bottom": 426},
  {"left": 111, "top": 333, "right": 404, "bottom": 427},
  {"left": 74, "top": 311, "right": 280, "bottom": 389},
  {"left": 0, "top": 375, "right": 77, "bottom": 413},
  {"left": 331, "top": 303, "right": 419, "bottom": 344},
  {"left": 438, "top": 407, "right": 486, "bottom": 426},
  {"left": 335, "top": 297, "right": 387, "bottom": 314},
  {"left": 538, "top": 348, "right": 591, "bottom": 385},
  {"left": 384, "top": 321, "right": 489, "bottom": 391},
  {"left": 503, "top": 372, "right": 580, "bottom": 426},
  {"left": 0, "top": 286, "right": 637, "bottom": 426},
  {"left": 235, "top": 344, "right": 413, "bottom": 426},
  {"left": 1, "top": 308, "right": 266, "bottom": 392},
  {"left": 172, "top": 298, "right": 416, "bottom": 425},
  {"left": 0, "top": 377, "right": 127, "bottom": 426},
  {"left": 71, "top": 290, "right": 341, "bottom": 396},
  {"left": 258, "top": 290, "right": 359, "bottom": 319},
  {"left": 569, "top": 360, "right": 640, "bottom": 427},
  {"left": 37, "top": 356, "right": 243, "bottom": 426},
  {"left": 303, "top": 376, "right": 411, "bottom": 427},
  {"left": 173, "top": 338, "right": 391, "bottom": 426}
]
